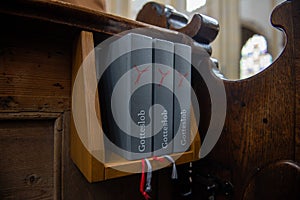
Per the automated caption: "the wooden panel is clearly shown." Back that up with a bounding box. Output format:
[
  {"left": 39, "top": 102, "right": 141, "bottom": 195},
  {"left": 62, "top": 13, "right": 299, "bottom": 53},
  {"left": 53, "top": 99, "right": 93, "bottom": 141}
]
[
  {"left": 0, "top": 119, "right": 56, "bottom": 199},
  {"left": 0, "top": 14, "right": 72, "bottom": 113},
  {"left": 0, "top": 1, "right": 298, "bottom": 200},
  {"left": 242, "top": 160, "right": 300, "bottom": 200},
  {"left": 293, "top": 0, "right": 300, "bottom": 163},
  {"left": 194, "top": 2, "right": 297, "bottom": 199}
]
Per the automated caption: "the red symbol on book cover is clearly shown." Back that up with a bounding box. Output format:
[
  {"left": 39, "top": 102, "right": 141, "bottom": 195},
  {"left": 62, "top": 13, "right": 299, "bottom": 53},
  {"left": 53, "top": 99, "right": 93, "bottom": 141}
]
[
  {"left": 178, "top": 72, "right": 189, "bottom": 88},
  {"left": 134, "top": 65, "right": 150, "bottom": 85},
  {"left": 158, "top": 68, "right": 171, "bottom": 86}
]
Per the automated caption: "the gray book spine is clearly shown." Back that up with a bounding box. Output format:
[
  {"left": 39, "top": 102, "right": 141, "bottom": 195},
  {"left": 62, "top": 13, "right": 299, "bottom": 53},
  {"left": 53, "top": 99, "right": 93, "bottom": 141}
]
[
  {"left": 173, "top": 43, "right": 191, "bottom": 153},
  {"left": 102, "top": 33, "right": 131, "bottom": 160},
  {"left": 97, "top": 33, "right": 152, "bottom": 161},
  {"left": 128, "top": 33, "right": 153, "bottom": 160},
  {"left": 153, "top": 39, "right": 174, "bottom": 156}
]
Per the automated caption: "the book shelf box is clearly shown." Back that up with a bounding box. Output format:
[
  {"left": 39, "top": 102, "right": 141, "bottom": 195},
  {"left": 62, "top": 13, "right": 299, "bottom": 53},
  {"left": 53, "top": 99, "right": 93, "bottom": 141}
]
[{"left": 71, "top": 30, "right": 201, "bottom": 183}]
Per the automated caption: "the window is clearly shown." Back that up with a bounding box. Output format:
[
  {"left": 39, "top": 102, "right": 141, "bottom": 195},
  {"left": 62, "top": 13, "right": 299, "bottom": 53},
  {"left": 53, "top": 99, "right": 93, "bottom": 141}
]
[
  {"left": 240, "top": 34, "right": 272, "bottom": 79},
  {"left": 186, "top": 0, "right": 206, "bottom": 12}
]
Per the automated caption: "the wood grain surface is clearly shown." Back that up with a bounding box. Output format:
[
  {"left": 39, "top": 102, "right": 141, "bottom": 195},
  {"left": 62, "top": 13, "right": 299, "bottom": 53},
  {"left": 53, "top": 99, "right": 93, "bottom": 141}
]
[
  {"left": 193, "top": 1, "right": 300, "bottom": 199},
  {"left": 0, "top": 119, "right": 56, "bottom": 199},
  {"left": 0, "top": 0, "right": 299, "bottom": 199},
  {"left": 294, "top": 0, "right": 300, "bottom": 163}
]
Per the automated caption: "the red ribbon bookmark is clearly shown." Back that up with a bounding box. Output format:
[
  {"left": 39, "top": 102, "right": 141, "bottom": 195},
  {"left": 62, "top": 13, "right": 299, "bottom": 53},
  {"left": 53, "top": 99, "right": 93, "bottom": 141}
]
[{"left": 140, "top": 159, "right": 151, "bottom": 200}]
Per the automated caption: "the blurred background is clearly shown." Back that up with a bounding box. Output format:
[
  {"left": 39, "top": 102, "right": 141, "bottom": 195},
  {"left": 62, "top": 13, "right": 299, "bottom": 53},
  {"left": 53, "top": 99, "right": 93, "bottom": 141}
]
[{"left": 105, "top": 0, "right": 285, "bottom": 80}]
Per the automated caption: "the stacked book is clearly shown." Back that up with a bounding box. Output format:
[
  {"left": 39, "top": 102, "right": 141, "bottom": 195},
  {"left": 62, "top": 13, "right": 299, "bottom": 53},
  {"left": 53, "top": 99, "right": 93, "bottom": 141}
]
[{"left": 97, "top": 33, "right": 191, "bottom": 161}]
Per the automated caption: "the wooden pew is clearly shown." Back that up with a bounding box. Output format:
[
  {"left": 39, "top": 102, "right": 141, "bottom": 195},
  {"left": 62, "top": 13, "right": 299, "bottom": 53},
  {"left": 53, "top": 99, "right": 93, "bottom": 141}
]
[{"left": 0, "top": 1, "right": 299, "bottom": 199}]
